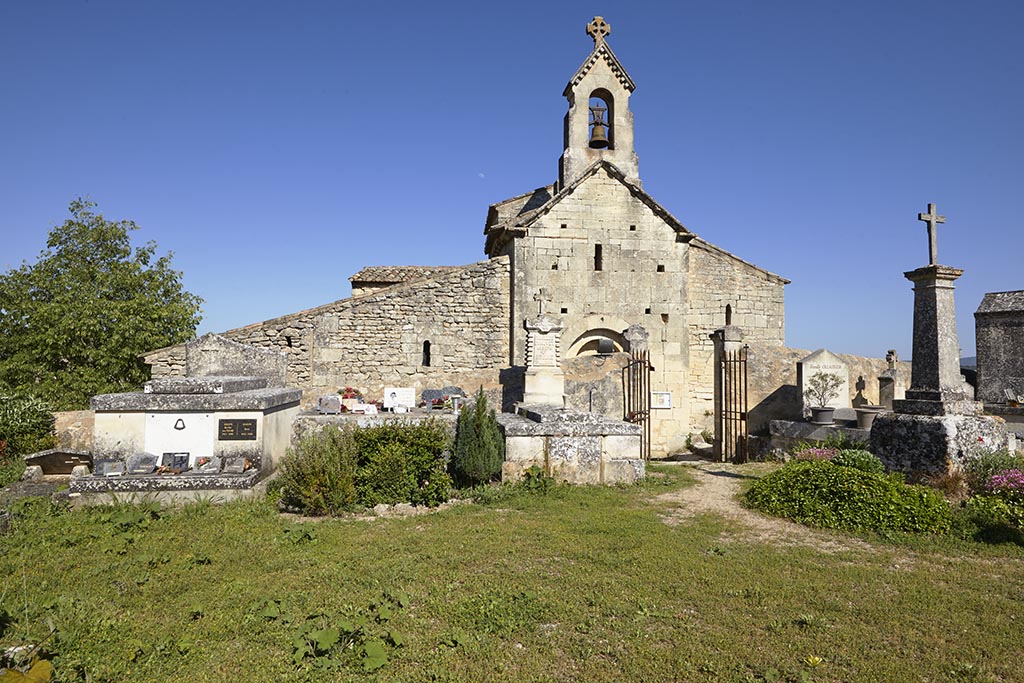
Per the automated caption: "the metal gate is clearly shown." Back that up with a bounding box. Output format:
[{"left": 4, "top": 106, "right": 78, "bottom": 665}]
[
  {"left": 623, "top": 350, "right": 652, "bottom": 460},
  {"left": 715, "top": 346, "right": 748, "bottom": 462}
]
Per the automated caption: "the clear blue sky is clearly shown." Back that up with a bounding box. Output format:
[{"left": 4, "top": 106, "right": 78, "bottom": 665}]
[{"left": 2, "top": 1, "right": 1022, "bottom": 360}]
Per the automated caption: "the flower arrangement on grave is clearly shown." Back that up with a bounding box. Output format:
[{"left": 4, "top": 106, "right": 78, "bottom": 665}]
[
  {"left": 803, "top": 372, "right": 844, "bottom": 408},
  {"left": 338, "top": 386, "right": 362, "bottom": 400},
  {"left": 431, "top": 395, "right": 453, "bottom": 410}
]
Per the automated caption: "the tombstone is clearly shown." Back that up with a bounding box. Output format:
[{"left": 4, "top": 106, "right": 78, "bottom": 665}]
[
  {"left": 223, "top": 457, "right": 249, "bottom": 474},
  {"left": 797, "top": 349, "right": 850, "bottom": 415},
  {"left": 878, "top": 349, "right": 899, "bottom": 410},
  {"left": 522, "top": 315, "right": 566, "bottom": 406},
  {"left": 94, "top": 459, "right": 125, "bottom": 477},
  {"left": 126, "top": 453, "right": 158, "bottom": 475},
  {"left": 184, "top": 333, "right": 287, "bottom": 386},
  {"left": 317, "top": 395, "right": 342, "bottom": 415},
  {"left": 421, "top": 387, "right": 466, "bottom": 404},
  {"left": 195, "top": 456, "right": 222, "bottom": 474},
  {"left": 384, "top": 387, "right": 416, "bottom": 411}
]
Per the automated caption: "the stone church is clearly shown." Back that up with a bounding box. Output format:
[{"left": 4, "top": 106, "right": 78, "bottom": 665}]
[{"left": 145, "top": 18, "right": 789, "bottom": 453}]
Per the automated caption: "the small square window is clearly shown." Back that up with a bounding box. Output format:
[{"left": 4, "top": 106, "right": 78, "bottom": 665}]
[
  {"left": 645, "top": 307, "right": 652, "bottom": 315},
  {"left": 551, "top": 263, "right": 558, "bottom": 270},
  {"left": 561, "top": 307, "right": 568, "bottom": 314},
  {"left": 560, "top": 223, "right": 567, "bottom": 229},
  {"left": 629, "top": 224, "right": 636, "bottom": 231},
  {"left": 656, "top": 264, "right": 665, "bottom": 273}
]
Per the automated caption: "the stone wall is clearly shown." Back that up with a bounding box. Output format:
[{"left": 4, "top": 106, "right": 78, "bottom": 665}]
[
  {"left": 54, "top": 410, "right": 94, "bottom": 452},
  {"left": 686, "top": 239, "right": 787, "bottom": 431},
  {"left": 746, "top": 343, "right": 911, "bottom": 434},
  {"left": 311, "top": 258, "right": 511, "bottom": 399},
  {"left": 145, "top": 258, "right": 511, "bottom": 406}
]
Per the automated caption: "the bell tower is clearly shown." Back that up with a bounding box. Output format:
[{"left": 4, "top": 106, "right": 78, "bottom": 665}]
[{"left": 558, "top": 17, "right": 640, "bottom": 189}]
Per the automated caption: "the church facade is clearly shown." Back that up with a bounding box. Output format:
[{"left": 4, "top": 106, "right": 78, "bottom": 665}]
[{"left": 144, "top": 18, "right": 789, "bottom": 453}]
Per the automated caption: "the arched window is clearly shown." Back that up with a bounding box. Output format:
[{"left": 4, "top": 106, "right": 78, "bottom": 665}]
[
  {"left": 725, "top": 304, "right": 732, "bottom": 326},
  {"left": 422, "top": 340, "right": 431, "bottom": 367},
  {"left": 588, "top": 89, "right": 614, "bottom": 149}
]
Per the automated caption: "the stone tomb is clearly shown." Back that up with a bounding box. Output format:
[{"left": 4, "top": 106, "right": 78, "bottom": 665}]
[
  {"left": 522, "top": 315, "right": 566, "bottom": 407},
  {"left": 70, "top": 375, "right": 300, "bottom": 502},
  {"left": 499, "top": 405, "right": 644, "bottom": 485}
]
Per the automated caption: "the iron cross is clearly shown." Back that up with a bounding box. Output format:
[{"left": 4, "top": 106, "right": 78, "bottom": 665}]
[
  {"left": 586, "top": 16, "right": 611, "bottom": 45},
  {"left": 917, "top": 202, "right": 946, "bottom": 266}
]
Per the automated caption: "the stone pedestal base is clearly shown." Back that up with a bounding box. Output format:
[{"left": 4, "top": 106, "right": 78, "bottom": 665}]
[
  {"left": 522, "top": 367, "right": 565, "bottom": 407},
  {"left": 498, "top": 406, "right": 644, "bottom": 485},
  {"left": 870, "top": 412, "right": 1012, "bottom": 475}
]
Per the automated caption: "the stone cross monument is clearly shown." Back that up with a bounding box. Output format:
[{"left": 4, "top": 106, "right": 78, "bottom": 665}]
[
  {"left": 871, "top": 203, "right": 1011, "bottom": 473},
  {"left": 897, "top": 203, "right": 975, "bottom": 415}
]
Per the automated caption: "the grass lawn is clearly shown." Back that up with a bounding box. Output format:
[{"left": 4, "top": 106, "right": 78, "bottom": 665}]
[{"left": 2, "top": 464, "right": 1023, "bottom": 682}]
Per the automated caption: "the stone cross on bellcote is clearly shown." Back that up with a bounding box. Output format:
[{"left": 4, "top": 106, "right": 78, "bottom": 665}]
[
  {"left": 917, "top": 202, "right": 946, "bottom": 266},
  {"left": 586, "top": 16, "right": 611, "bottom": 45}
]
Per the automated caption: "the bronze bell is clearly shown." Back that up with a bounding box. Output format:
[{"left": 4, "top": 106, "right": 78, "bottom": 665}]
[{"left": 589, "top": 104, "right": 609, "bottom": 149}]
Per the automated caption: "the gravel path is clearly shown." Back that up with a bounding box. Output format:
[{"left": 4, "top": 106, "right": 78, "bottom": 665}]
[{"left": 654, "top": 462, "right": 872, "bottom": 553}]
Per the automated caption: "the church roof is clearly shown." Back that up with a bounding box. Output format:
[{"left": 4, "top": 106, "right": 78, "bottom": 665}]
[
  {"left": 977, "top": 290, "right": 1024, "bottom": 315},
  {"left": 348, "top": 265, "right": 462, "bottom": 285},
  {"left": 485, "top": 160, "right": 691, "bottom": 251},
  {"left": 563, "top": 40, "right": 636, "bottom": 96}
]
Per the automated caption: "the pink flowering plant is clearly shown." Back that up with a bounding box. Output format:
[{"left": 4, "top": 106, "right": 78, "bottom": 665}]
[
  {"left": 984, "top": 468, "right": 1024, "bottom": 529},
  {"left": 793, "top": 447, "right": 838, "bottom": 462}
]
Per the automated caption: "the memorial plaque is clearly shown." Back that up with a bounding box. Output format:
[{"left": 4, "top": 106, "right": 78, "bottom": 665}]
[
  {"left": 218, "top": 419, "right": 257, "bottom": 441},
  {"left": 94, "top": 459, "right": 125, "bottom": 477},
  {"left": 384, "top": 387, "right": 416, "bottom": 410},
  {"left": 126, "top": 453, "right": 158, "bottom": 475},
  {"left": 195, "top": 456, "right": 222, "bottom": 474},
  {"left": 223, "top": 457, "right": 248, "bottom": 474},
  {"left": 317, "top": 395, "right": 342, "bottom": 415}
]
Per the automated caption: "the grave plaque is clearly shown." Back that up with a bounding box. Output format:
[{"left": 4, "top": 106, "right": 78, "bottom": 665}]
[
  {"left": 317, "top": 395, "right": 342, "bottom": 415},
  {"left": 797, "top": 349, "right": 850, "bottom": 412},
  {"left": 223, "top": 457, "right": 248, "bottom": 474},
  {"left": 218, "top": 419, "right": 257, "bottom": 441},
  {"left": 195, "top": 456, "right": 222, "bottom": 474},
  {"left": 94, "top": 459, "right": 125, "bottom": 477},
  {"left": 126, "top": 453, "right": 158, "bottom": 475},
  {"left": 384, "top": 387, "right": 416, "bottom": 410}
]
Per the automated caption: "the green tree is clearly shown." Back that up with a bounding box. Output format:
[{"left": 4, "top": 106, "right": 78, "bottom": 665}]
[
  {"left": 0, "top": 199, "right": 203, "bottom": 410},
  {"left": 451, "top": 387, "right": 505, "bottom": 486}
]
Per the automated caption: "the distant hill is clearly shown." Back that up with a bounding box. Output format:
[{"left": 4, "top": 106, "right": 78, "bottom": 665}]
[{"left": 961, "top": 356, "right": 977, "bottom": 369}]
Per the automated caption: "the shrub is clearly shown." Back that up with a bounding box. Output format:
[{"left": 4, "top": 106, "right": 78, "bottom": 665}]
[
  {"left": 278, "top": 425, "right": 359, "bottom": 515},
  {"left": 745, "top": 460, "right": 952, "bottom": 534},
  {"left": 351, "top": 419, "right": 453, "bottom": 507},
  {"left": 279, "top": 419, "right": 453, "bottom": 514},
  {"left": 962, "top": 449, "right": 1024, "bottom": 495},
  {"left": 0, "top": 394, "right": 56, "bottom": 457},
  {"left": 451, "top": 388, "right": 505, "bottom": 487},
  {"left": 832, "top": 449, "right": 885, "bottom": 475}
]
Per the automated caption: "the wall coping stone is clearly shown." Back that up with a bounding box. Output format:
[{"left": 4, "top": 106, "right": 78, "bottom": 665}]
[
  {"left": 91, "top": 387, "right": 302, "bottom": 412},
  {"left": 144, "top": 376, "right": 269, "bottom": 395}
]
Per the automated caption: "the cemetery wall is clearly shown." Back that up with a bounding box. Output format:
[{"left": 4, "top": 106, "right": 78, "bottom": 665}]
[
  {"left": 745, "top": 344, "right": 911, "bottom": 434},
  {"left": 54, "top": 410, "right": 94, "bottom": 452},
  {"left": 686, "top": 239, "right": 787, "bottom": 430},
  {"left": 144, "top": 258, "right": 511, "bottom": 405}
]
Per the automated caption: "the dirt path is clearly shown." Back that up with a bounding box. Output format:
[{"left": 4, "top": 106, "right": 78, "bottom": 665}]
[{"left": 654, "top": 462, "right": 873, "bottom": 553}]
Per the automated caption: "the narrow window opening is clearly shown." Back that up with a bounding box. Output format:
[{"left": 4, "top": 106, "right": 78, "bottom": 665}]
[
  {"left": 629, "top": 224, "right": 636, "bottom": 232},
  {"left": 560, "top": 307, "right": 568, "bottom": 314},
  {"left": 656, "top": 264, "right": 665, "bottom": 273},
  {"left": 645, "top": 307, "right": 652, "bottom": 315},
  {"left": 661, "top": 313, "right": 670, "bottom": 324},
  {"left": 422, "top": 340, "right": 431, "bottom": 367},
  {"left": 725, "top": 304, "right": 733, "bottom": 325},
  {"left": 285, "top": 336, "right": 293, "bottom": 348},
  {"left": 594, "top": 244, "right": 603, "bottom": 271}
]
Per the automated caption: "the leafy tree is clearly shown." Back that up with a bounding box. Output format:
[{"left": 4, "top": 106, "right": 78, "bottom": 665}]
[
  {"left": 0, "top": 199, "right": 203, "bottom": 410},
  {"left": 451, "top": 387, "right": 505, "bottom": 486}
]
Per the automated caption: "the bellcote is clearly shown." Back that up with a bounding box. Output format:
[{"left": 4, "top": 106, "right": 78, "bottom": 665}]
[{"left": 558, "top": 17, "right": 640, "bottom": 190}]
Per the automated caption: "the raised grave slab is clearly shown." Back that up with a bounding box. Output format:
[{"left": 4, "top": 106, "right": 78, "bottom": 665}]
[{"left": 144, "top": 376, "right": 269, "bottom": 395}]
